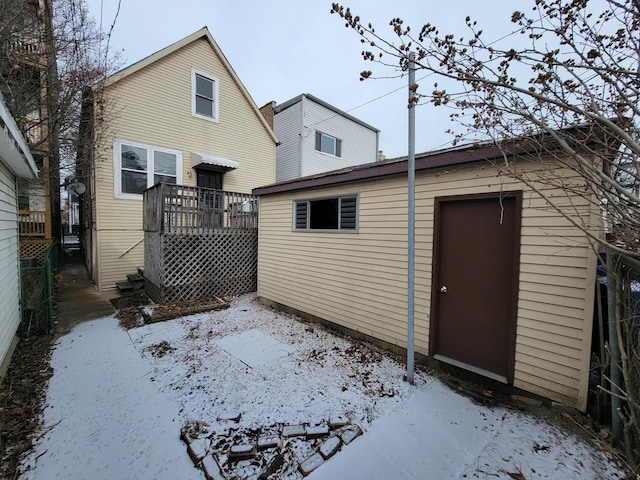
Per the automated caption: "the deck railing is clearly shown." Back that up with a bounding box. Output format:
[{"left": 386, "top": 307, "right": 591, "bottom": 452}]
[
  {"left": 19, "top": 210, "right": 49, "bottom": 237},
  {"left": 143, "top": 183, "right": 258, "bottom": 234}
]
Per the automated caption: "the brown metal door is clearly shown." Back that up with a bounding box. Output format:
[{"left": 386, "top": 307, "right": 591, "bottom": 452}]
[{"left": 430, "top": 193, "right": 521, "bottom": 382}]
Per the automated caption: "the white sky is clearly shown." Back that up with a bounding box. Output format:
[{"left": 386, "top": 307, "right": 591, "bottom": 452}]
[{"left": 84, "top": 0, "right": 521, "bottom": 158}]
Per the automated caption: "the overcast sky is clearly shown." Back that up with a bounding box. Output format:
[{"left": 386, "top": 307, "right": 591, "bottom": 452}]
[{"left": 84, "top": 0, "right": 520, "bottom": 158}]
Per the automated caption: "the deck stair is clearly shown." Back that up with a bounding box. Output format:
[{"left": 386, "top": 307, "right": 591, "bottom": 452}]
[{"left": 116, "top": 268, "right": 145, "bottom": 293}]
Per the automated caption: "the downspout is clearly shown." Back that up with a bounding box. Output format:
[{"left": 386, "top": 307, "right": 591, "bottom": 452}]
[
  {"left": 375, "top": 131, "right": 380, "bottom": 163},
  {"left": 298, "top": 96, "right": 305, "bottom": 179}
]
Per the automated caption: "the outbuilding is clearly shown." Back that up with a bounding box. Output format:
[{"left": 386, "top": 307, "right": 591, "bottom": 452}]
[{"left": 253, "top": 136, "right": 603, "bottom": 411}]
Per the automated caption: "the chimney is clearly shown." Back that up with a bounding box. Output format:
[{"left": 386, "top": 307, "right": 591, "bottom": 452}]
[{"left": 259, "top": 101, "right": 275, "bottom": 129}]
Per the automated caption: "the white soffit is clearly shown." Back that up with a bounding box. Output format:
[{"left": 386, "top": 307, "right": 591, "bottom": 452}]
[{"left": 191, "top": 152, "right": 239, "bottom": 170}]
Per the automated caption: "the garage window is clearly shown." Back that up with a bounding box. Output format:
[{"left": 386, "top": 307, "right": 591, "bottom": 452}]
[{"left": 294, "top": 194, "right": 357, "bottom": 231}]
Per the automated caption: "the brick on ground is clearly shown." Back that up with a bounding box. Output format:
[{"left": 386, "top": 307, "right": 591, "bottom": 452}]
[
  {"left": 319, "top": 436, "right": 342, "bottom": 459},
  {"left": 340, "top": 425, "right": 363, "bottom": 445},
  {"left": 282, "top": 424, "right": 306, "bottom": 438},
  {"left": 298, "top": 452, "right": 324, "bottom": 477},
  {"left": 217, "top": 412, "right": 241, "bottom": 422},
  {"left": 201, "top": 454, "right": 226, "bottom": 480},
  {"left": 187, "top": 437, "right": 209, "bottom": 464},
  {"left": 306, "top": 425, "right": 329, "bottom": 439},
  {"left": 229, "top": 444, "right": 256, "bottom": 461},
  {"left": 257, "top": 433, "right": 280, "bottom": 450},
  {"left": 329, "top": 415, "right": 349, "bottom": 429}
]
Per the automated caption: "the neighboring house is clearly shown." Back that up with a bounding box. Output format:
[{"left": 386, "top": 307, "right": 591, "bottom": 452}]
[
  {"left": 78, "top": 27, "right": 277, "bottom": 292},
  {"left": 266, "top": 93, "right": 379, "bottom": 182},
  {"left": 0, "top": 93, "right": 39, "bottom": 377},
  {"left": 253, "top": 135, "right": 606, "bottom": 411},
  {"left": 1, "top": 0, "right": 58, "bottom": 263}
]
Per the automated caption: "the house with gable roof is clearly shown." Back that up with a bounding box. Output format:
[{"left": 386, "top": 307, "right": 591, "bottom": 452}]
[{"left": 77, "top": 27, "right": 277, "bottom": 292}]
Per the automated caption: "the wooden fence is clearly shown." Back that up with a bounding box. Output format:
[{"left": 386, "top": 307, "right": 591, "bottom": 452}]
[
  {"left": 18, "top": 210, "right": 49, "bottom": 237},
  {"left": 144, "top": 183, "right": 257, "bottom": 234}
]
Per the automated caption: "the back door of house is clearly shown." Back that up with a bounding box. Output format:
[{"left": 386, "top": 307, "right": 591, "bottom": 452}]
[{"left": 430, "top": 192, "right": 521, "bottom": 383}]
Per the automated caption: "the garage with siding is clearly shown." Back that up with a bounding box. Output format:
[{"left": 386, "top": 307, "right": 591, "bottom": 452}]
[
  {"left": 0, "top": 94, "right": 38, "bottom": 378},
  {"left": 253, "top": 139, "right": 602, "bottom": 411}
]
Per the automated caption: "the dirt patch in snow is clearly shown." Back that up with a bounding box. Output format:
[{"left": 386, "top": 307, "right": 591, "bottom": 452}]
[
  {"left": 0, "top": 335, "right": 53, "bottom": 479},
  {"left": 111, "top": 292, "right": 228, "bottom": 329}
]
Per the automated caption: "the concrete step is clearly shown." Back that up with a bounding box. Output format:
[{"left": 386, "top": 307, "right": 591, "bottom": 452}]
[
  {"left": 116, "top": 281, "right": 134, "bottom": 292},
  {"left": 127, "top": 273, "right": 145, "bottom": 286}
]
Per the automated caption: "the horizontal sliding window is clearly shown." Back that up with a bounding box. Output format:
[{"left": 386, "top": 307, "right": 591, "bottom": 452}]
[{"left": 294, "top": 194, "right": 357, "bottom": 231}]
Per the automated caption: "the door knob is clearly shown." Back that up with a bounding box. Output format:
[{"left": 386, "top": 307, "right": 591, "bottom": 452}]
[{"left": 440, "top": 285, "right": 448, "bottom": 293}]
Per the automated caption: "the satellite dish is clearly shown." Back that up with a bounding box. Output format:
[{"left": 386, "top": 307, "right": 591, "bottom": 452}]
[{"left": 66, "top": 181, "right": 86, "bottom": 195}]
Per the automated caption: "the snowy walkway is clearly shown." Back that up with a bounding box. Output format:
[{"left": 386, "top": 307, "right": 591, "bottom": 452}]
[{"left": 20, "top": 317, "right": 202, "bottom": 480}]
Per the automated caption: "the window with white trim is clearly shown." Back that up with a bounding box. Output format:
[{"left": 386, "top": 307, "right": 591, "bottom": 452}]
[
  {"left": 294, "top": 194, "right": 357, "bottom": 231},
  {"left": 114, "top": 140, "right": 182, "bottom": 198},
  {"left": 192, "top": 69, "right": 219, "bottom": 121},
  {"left": 315, "top": 131, "right": 342, "bottom": 157}
]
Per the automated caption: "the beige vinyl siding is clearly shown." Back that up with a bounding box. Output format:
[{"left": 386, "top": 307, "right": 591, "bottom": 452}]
[
  {"left": 0, "top": 162, "right": 20, "bottom": 371},
  {"left": 258, "top": 159, "right": 597, "bottom": 409},
  {"left": 93, "top": 37, "right": 275, "bottom": 290}
]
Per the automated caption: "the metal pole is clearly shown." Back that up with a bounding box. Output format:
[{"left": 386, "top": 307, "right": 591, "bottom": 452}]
[
  {"left": 606, "top": 251, "right": 622, "bottom": 447},
  {"left": 406, "top": 53, "right": 416, "bottom": 384}
]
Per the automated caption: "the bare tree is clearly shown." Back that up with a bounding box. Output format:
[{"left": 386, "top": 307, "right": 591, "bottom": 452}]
[
  {"left": 331, "top": 0, "right": 639, "bottom": 255},
  {"left": 332, "top": 0, "right": 640, "bottom": 472},
  {"left": 0, "top": 0, "right": 119, "bottom": 242}
]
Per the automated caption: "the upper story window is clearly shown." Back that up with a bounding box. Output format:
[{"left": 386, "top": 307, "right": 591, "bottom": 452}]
[
  {"left": 315, "top": 131, "right": 342, "bottom": 157},
  {"left": 294, "top": 194, "right": 357, "bottom": 231},
  {"left": 192, "top": 69, "right": 219, "bottom": 122},
  {"left": 114, "top": 140, "right": 182, "bottom": 199}
]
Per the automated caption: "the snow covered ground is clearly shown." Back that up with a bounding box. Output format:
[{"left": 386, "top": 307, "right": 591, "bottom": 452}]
[{"left": 20, "top": 294, "right": 625, "bottom": 479}]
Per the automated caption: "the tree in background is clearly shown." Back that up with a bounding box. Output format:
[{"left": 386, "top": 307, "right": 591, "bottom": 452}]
[
  {"left": 332, "top": 0, "right": 639, "bottom": 472},
  {"left": 0, "top": 0, "right": 119, "bottom": 244}
]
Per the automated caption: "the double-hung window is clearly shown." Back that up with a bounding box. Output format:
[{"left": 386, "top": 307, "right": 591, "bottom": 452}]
[
  {"left": 115, "top": 140, "right": 182, "bottom": 198},
  {"left": 315, "top": 131, "right": 342, "bottom": 157},
  {"left": 294, "top": 194, "right": 357, "bottom": 231},
  {"left": 192, "top": 69, "right": 219, "bottom": 121}
]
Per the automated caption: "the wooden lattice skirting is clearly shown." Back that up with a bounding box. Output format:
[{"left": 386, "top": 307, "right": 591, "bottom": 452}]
[
  {"left": 144, "top": 229, "right": 257, "bottom": 303},
  {"left": 19, "top": 239, "right": 52, "bottom": 265}
]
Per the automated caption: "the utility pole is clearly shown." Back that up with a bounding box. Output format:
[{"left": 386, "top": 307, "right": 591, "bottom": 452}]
[{"left": 406, "top": 53, "right": 416, "bottom": 384}]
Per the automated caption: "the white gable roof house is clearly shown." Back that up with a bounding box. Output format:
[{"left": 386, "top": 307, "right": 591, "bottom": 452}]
[
  {"left": 268, "top": 93, "right": 380, "bottom": 182},
  {"left": 0, "top": 92, "right": 38, "bottom": 377}
]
